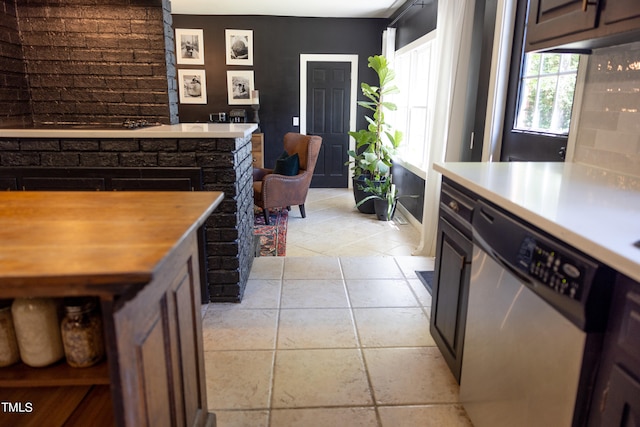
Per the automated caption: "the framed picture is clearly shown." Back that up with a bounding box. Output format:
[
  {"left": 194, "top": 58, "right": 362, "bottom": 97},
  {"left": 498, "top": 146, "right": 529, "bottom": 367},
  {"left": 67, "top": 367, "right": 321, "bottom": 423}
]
[
  {"left": 226, "top": 70, "right": 255, "bottom": 105},
  {"left": 225, "top": 29, "right": 253, "bottom": 65},
  {"left": 178, "top": 69, "right": 207, "bottom": 104},
  {"left": 175, "top": 29, "right": 204, "bottom": 65}
]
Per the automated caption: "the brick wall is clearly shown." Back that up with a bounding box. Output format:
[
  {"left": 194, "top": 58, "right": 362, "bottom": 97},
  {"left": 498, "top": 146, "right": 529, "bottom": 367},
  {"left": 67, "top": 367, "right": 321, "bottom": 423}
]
[
  {"left": 0, "top": 0, "right": 30, "bottom": 127},
  {"left": 0, "top": 135, "right": 255, "bottom": 302},
  {"left": 0, "top": 0, "right": 177, "bottom": 127}
]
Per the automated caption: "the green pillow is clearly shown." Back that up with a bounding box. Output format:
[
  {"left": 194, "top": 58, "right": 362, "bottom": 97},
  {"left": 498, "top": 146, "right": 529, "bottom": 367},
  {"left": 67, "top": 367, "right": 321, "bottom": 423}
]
[{"left": 273, "top": 151, "right": 300, "bottom": 176}]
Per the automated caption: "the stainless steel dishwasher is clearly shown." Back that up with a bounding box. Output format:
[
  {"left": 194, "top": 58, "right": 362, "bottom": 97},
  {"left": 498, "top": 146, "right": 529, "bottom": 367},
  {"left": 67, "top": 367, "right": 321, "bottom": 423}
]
[{"left": 460, "top": 200, "right": 614, "bottom": 427}]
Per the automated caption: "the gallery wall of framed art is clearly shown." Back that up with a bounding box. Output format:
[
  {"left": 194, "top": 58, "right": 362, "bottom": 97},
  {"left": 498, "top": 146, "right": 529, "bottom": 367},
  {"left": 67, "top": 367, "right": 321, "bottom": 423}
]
[
  {"left": 175, "top": 27, "right": 258, "bottom": 108},
  {"left": 225, "top": 29, "right": 253, "bottom": 66},
  {"left": 178, "top": 69, "right": 207, "bottom": 104},
  {"left": 176, "top": 28, "right": 204, "bottom": 65}
]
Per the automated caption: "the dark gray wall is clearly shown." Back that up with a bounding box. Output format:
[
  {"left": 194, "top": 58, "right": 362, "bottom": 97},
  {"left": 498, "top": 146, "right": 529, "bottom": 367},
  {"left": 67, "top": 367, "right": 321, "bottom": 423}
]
[
  {"left": 392, "top": 0, "right": 438, "bottom": 50},
  {"left": 171, "top": 14, "right": 388, "bottom": 168}
]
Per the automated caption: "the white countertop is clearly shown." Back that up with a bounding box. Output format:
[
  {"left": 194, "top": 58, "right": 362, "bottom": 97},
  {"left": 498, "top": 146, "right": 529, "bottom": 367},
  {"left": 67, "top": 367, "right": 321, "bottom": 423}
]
[
  {"left": 434, "top": 162, "right": 640, "bottom": 283},
  {"left": 0, "top": 123, "right": 258, "bottom": 138}
]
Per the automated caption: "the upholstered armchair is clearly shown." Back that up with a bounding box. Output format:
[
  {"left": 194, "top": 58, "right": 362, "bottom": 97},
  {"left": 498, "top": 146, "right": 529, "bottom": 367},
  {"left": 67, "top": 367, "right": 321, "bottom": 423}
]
[{"left": 253, "top": 132, "right": 322, "bottom": 225}]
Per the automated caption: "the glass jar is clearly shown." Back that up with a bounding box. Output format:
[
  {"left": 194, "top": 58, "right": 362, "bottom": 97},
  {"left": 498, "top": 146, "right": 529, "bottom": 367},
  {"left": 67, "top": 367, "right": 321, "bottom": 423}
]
[
  {"left": 60, "top": 298, "right": 105, "bottom": 368},
  {"left": 0, "top": 300, "right": 20, "bottom": 367},
  {"left": 11, "top": 297, "right": 64, "bottom": 367}
]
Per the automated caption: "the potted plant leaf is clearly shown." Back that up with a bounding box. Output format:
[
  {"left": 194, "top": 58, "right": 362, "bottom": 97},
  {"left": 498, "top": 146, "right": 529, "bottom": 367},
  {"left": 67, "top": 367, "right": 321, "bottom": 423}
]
[
  {"left": 347, "top": 55, "right": 403, "bottom": 213},
  {"left": 355, "top": 176, "right": 417, "bottom": 221}
]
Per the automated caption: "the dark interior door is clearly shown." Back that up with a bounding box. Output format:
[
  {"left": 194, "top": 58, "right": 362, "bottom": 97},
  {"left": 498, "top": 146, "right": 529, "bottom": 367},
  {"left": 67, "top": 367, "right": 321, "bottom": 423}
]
[
  {"left": 306, "top": 61, "right": 351, "bottom": 187},
  {"left": 501, "top": 0, "right": 568, "bottom": 162}
]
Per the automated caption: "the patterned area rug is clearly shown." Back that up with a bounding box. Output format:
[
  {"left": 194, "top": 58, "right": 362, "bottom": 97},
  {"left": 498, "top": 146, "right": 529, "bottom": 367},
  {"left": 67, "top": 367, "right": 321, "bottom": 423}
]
[{"left": 254, "top": 208, "right": 288, "bottom": 256}]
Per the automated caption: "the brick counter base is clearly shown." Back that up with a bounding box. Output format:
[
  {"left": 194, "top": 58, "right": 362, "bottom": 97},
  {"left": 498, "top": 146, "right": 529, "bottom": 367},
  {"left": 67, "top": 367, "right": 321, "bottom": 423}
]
[{"left": 0, "top": 136, "right": 254, "bottom": 302}]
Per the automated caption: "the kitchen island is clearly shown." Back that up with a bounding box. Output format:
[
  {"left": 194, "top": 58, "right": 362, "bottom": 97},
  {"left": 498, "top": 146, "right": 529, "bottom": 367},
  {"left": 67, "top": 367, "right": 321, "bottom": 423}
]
[
  {"left": 433, "top": 161, "right": 640, "bottom": 427},
  {"left": 0, "top": 123, "right": 257, "bottom": 302},
  {"left": 0, "top": 191, "right": 223, "bottom": 426}
]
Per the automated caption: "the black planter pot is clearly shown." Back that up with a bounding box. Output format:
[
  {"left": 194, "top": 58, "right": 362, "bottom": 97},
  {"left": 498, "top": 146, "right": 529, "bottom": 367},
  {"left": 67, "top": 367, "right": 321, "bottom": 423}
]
[
  {"left": 352, "top": 176, "right": 379, "bottom": 214},
  {"left": 374, "top": 198, "right": 396, "bottom": 221}
]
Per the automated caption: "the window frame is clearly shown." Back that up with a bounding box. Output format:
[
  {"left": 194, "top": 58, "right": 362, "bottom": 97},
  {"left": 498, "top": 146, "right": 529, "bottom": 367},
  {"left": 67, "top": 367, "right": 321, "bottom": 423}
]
[
  {"left": 389, "top": 30, "right": 438, "bottom": 177},
  {"left": 514, "top": 52, "right": 580, "bottom": 135}
]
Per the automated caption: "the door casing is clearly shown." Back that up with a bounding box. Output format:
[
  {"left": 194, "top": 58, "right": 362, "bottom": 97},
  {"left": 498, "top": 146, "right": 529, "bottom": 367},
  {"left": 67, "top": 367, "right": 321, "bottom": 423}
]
[{"left": 300, "top": 54, "right": 359, "bottom": 187}]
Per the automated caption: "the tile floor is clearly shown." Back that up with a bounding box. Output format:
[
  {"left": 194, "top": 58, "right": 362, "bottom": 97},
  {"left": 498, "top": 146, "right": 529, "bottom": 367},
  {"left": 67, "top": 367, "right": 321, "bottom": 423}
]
[
  {"left": 201, "top": 188, "right": 474, "bottom": 426},
  {"left": 285, "top": 188, "right": 421, "bottom": 257}
]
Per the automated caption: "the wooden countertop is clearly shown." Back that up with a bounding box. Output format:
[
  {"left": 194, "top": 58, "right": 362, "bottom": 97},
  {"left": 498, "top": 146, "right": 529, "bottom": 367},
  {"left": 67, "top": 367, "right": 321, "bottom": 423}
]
[{"left": 0, "top": 191, "right": 224, "bottom": 297}]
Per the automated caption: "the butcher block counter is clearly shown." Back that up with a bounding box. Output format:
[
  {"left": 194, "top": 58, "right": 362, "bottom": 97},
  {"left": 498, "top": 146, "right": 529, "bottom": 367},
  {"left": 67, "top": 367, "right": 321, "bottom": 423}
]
[{"left": 0, "top": 191, "right": 223, "bottom": 427}]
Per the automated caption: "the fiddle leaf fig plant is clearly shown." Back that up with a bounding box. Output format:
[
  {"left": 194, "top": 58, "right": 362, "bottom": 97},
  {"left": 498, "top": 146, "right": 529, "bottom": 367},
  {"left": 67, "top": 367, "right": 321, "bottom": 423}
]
[
  {"left": 347, "top": 55, "right": 403, "bottom": 181},
  {"left": 355, "top": 176, "right": 418, "bottom": 220}
]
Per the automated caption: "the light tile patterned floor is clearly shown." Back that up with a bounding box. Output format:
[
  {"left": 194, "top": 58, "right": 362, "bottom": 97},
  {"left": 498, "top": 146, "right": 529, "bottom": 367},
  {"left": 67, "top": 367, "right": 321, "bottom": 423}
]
[
  {"left": 285, "top": 188, "right": 421, "bottom": 257},
  {"left": 202, "top": 189, "right": 474, "bottom": 426}
]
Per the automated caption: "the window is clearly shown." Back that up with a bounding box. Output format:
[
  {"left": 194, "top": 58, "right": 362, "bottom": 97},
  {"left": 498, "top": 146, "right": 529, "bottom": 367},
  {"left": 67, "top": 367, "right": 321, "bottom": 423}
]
[
  {"left": 515, "top": 52, "right": 580, "bottom": 135},
  {"left": 389, "top": 31, "right": 437, "bottom": 172}
]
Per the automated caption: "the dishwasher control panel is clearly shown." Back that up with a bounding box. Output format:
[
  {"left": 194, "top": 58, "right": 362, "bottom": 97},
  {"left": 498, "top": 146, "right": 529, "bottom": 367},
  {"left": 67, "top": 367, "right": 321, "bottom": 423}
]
[
  {"left": 518, "top": 236, "right": 586, "bottom": 300},
  {"left": 474, "top": 199, "right": 613, "bottom": 331}
]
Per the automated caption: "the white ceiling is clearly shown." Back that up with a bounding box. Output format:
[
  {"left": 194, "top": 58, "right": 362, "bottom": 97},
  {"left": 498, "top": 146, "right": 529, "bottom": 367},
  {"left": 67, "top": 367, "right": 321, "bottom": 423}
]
[{"left": 170, "top": 0, "right": 407, "bottom": 18}]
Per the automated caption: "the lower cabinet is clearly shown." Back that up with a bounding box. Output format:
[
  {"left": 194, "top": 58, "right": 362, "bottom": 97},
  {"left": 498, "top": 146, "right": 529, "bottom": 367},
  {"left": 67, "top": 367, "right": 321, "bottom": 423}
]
[
  {"left": 589, "top": 273, "right": 640, "bottom": 426},
  {"left": 430, "top": 179, "right": 475, "bottom": 383},
  {"left": 430, "top": 217, "right": 472, "bottom": 383},
  {"left": 600, "top": 366, "right": 640, "bottom": 427},
  {"left": 0, "top": 230, "right": 214, "bottom": 427},
  {"left": 107, "top": 232, "right": 211, "bottom": 426}
]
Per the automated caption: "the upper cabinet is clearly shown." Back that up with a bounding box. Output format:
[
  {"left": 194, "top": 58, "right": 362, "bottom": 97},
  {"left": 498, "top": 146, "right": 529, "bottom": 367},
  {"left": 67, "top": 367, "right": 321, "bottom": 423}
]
[
  {"left": 601, "top": 0, "right": 640, "bottom": 26},
  {"left": 527, "top": 0, "right": 599, "bottom": 46},
  {"left": 526, "top": 0, "right": 640, "bottom": 52}
]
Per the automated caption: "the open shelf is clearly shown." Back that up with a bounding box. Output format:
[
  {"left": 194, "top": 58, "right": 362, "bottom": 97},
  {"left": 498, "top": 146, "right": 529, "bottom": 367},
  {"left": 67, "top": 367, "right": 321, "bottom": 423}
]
[
  {"left": 0, "top": 385, "right": 114, "bottom": 426},
  {"left": 0, "top": 359, "right": 109, "bottom": 387}
]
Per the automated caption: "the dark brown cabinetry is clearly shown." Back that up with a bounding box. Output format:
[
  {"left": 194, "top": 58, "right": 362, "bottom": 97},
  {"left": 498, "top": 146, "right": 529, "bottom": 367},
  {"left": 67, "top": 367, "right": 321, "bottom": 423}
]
[
  {"left": 106, "top": 234, "right": 210, "bottom": 426},
  {"left": 527, "top": 0, "right": 599, "bottom": 46},
  {"left": 589, "top": 273, "right": 640, "bottom": 426},
  {"left": 602, "top": 0, "right": 640, "bottom": 25},
  {"left": 0, "top": 167, "right": 202, "bottom": 191},
  {"left": 526, "top": 0, "right": 640, "bottom": 52},
  {"left": 0, "top": 192, "right": 221, "bottom": 427},
  {"left": 251, "top": 133, "right": 264, "bottom": 168},
  {"left": 430, "top": 179, "right": 476, "bottom": 383}
]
